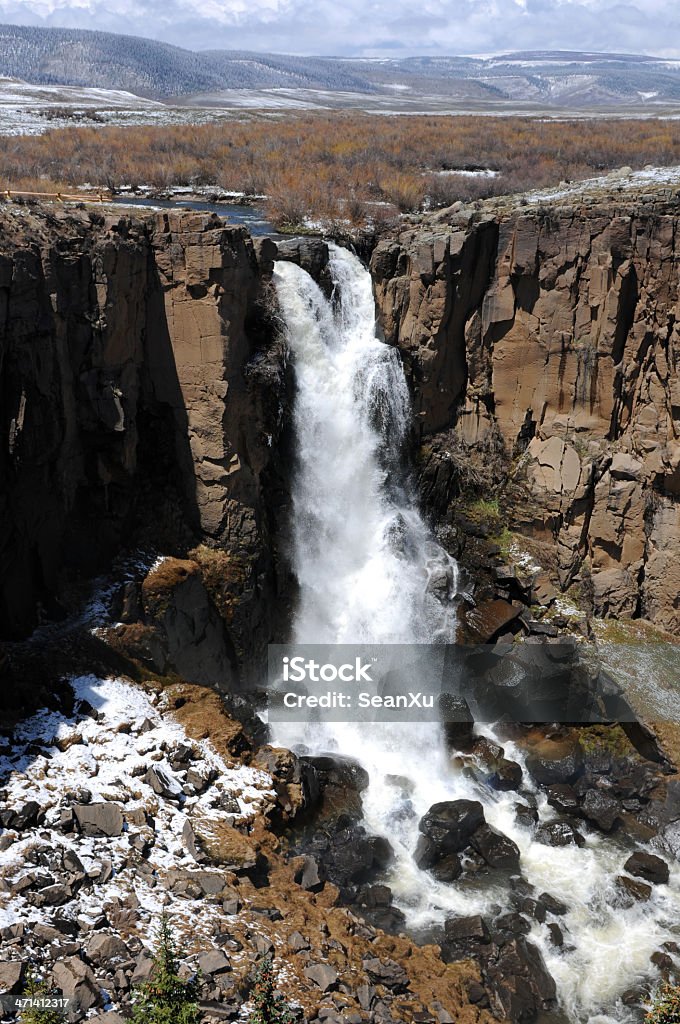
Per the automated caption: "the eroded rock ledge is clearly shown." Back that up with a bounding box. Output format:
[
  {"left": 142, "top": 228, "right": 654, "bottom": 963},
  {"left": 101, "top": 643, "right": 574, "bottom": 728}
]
[{"left": 371, "top": 189, "right": 680, "bottom": 633}]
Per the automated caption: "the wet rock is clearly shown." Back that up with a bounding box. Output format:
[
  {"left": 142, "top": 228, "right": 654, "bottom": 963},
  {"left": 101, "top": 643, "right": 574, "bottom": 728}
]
[
  {"left": 73, "top": 803, "right": 124, "bottom": 838},
  {"left": 460, "top": 599, "right": 523, "bottom": 643},
  {"left": 275, "top": 238, "right": 331, "bottom": 295},
  {"left": 494, "top": 913, "right": 531, "bottom": 938},
  {"left": 442, "top": 915, "right": 491, "bottom": 962},
  {"left": 482, "top": 937, "right": 557, "bottom": 1021},
  {"left": 538, "top": 893, "right": 567, "bottom": 916},
  {"left": 547, "top": 924, "right": 564, "bottom": 947},
  {"left": 535, "top": 821, "right": 585, "bottom": 847},
  {"left": 490, "top": 760, "right": 523, "bottom": 792},
  {"left": 616, "top": 875, "right": 652, "bottom": 904},
  {"left": 514, "top": 803, "right": 539, "bottom": 828},
  {"left": 430, "top": 854, "right": 463, "bottom": 882},
  {"left": 416, "top": 800, "right": 485, "bottom": 869},
  {"left": 519, "top": 898, "right": 546, "bottom": 924},
  {"left": 651, "top": 951, "right": 674, "bottom": 972},
  {"left": 621, "top": 988, "right": 648, "bottom": 1007},
  {"left": 440, "top": 695, "right": 475, "bottom": 752},
  {"left": 624, "top": 851, "right": 669, "bottom": 885},
  {"left": 526, "top": 741, "right": 583, "bottom": 786},
  {"left": 581, "top": 789, "right": 620, "bottom": 832},
  {"left": 546, "top": 784, "right": 580, "bottom": 816},
  {"left": 304, "top": 963, "right": 338, "bottom": 992},
  {"left": 470, "top": 824, "right": 521, "bottom": 871},
  {"left": 362, "top": 957, "right": 409, "bottom": 992}
]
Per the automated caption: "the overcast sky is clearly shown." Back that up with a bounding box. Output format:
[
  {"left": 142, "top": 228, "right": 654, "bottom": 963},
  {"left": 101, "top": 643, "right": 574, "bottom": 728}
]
[{"left": 0, "top": 0, "right": 677, "bottom": 58}]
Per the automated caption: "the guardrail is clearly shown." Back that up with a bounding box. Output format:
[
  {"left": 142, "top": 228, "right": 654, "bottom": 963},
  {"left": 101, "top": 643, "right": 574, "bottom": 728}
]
[{"left": 2, "top": 189, "right": 112, "bottom": 203}]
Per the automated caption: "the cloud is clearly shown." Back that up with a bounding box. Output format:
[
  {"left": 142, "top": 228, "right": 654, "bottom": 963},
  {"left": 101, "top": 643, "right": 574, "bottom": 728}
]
[{"left": 0, "top": 0, "right": 678, "bottom": 57}]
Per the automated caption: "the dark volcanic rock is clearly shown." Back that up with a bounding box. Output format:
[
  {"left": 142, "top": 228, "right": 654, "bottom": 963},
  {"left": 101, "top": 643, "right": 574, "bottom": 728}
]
[
  {"left": 580, "top": 789, "right": 621, "bottom": 833},
  {"left": 482, "top": 937, "right": 557, "bottom": 1022},
  {"left": 616, "top": 875, "right": 652, "bottom": 904},
  {"left": 460, "top": 599, "right": 523, "bottom": 643},
  {"left": 535, "top": 821, "right": 586, "bottom": 848},
  {"left": 416, "top": 800, "right": 485, "bottom": 869},
  {"left": 624, "top": 851, "right": 669, "bottom": 885},
  {"left": 470, "top": 824, "right": 521, "bottom": 871},
  {"left": 444, "top": 915, "right": 491, "bottom": 956},
  {"left": 525, "top": 742, "right": 583, "bottom": 786},
  {"left": 299, "top": 753, "right": 369, "bottom": 822},
  {"left": 546, "top": 784, "right": 580, "bottom": 816}
]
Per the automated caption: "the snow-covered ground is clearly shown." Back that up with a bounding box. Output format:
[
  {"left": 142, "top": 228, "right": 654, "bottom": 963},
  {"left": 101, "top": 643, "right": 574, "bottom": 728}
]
[
  {"left": 523, "top": 163, "right": 680, "bottom": 203},
  {"left": 0, "top": 675, "right": 274, "bottom": 947}
]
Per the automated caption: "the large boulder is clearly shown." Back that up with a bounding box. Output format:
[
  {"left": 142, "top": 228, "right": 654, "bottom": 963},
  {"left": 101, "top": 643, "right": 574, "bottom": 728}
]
[
  {"left": 73, "top": 803, "right": 124, "bottom": 838},
  {"left": 580, "top": 789, "right": 621, "bottom": 833},
  {"left": 535, "top": 821, "right": 585, "bottom": 848},
  {"left": 298, "top": 753, "right": 368, "bottom": 822},
  {"left": 470, "top": 824, "right": 521, "bottom": 871},
  {"left": 415, "top": 800, "right": 485, "bottom": 870},
  {"left": 442, "top": 915, "right": 491, "bottom": 962},
  {"left": 624, "top": 851, "right": 669, "bottom": 885},
  {"left": 52, "top": 957, "right": 101, "bottom": 1021},
  {"left": 525, "top": 737, "right": 583, "bottom": 787},
  {"left": 482, "top": 937, "right": 557, "bottom": 1021}
]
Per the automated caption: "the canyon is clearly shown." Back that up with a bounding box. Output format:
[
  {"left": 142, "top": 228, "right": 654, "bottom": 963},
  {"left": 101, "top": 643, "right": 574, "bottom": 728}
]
[
  {"left": 1, "top": 183, "right": 680, "bottom": 1024},
  {"left": 2, "top": 185, "right": 680, "bottom": 656}
]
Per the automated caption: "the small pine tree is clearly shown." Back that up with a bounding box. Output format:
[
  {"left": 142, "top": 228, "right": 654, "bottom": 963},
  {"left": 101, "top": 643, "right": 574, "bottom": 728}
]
[
  {"left": 131, "top": 912, "right": 201, "bottom": 1024},
  {"left": 249, "top": 955, "right": 294, "bottom": 1024},
  {"left": 646, "top": 985, "right": 680, "bottom": 1024},
  {"left": 18, "top": 968, "right": 66, "bottom": 1024}
]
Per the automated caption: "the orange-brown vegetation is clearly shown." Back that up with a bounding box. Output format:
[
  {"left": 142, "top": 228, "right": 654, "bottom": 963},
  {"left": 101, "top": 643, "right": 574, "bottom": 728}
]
[{"left": 2, "top": 112, "right": 680, "bottom": 227}]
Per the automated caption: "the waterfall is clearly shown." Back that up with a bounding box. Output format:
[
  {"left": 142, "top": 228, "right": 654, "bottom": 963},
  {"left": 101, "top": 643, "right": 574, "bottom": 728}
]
[{"left": 272, "top": 245, "right": 680, "bottom": 1024}]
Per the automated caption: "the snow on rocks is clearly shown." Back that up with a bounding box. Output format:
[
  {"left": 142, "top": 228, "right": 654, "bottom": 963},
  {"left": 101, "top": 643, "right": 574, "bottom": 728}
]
[{"left": 0, "top": 674, "right": 275, "bottom": 1015}]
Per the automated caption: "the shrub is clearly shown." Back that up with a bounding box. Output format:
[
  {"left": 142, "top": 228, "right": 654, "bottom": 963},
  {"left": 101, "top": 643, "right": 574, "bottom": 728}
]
[
  {"left": 249, "top": 955, "right": 294, "bottom": 1024},
  {"left": 18, "top": 968, "right": 65, "bottom": 1024},
  {"left": 131, "top": 912, "right": 201, "bottom": 1024},
  {"left": 646, "top": 985, "right": 680, "bottom": 1024},
  {"left": 4, "top": 112, "right": 680, "bottom": 228}
]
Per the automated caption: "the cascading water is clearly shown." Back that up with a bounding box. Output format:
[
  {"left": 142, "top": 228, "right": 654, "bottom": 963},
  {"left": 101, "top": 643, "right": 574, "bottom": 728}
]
[{"left": 272, "top": 245, "right": 680, "bottom": 1023}]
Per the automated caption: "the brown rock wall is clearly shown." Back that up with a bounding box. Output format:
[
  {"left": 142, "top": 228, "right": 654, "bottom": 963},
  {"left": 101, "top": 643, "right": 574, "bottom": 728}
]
[
  {"left": 372, "top": 196, "right": 680, "bottom": 632},
  {"left": 0, "top": 206, "right": 284, "bottom": 664}
]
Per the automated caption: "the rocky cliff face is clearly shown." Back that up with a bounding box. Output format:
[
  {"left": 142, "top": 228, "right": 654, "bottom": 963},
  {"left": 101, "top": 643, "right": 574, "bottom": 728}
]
[
  {"left": 371, "top": 186, "right": 680, "bottom": 634},
  {"left": 0, "top": 205, "right": 285, "bottom": 673}
]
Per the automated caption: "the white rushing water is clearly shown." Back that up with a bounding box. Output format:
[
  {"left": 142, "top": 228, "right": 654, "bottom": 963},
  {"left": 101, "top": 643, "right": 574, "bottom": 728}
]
[{"left": 272, "top": 245, "right": 680, "bottom": 1023}]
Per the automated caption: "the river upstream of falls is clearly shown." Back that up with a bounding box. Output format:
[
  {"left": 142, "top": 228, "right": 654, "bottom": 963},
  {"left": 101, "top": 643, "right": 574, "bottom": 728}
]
[{"left": 271, "top": 245, "right": 680, "bottom": 1024}]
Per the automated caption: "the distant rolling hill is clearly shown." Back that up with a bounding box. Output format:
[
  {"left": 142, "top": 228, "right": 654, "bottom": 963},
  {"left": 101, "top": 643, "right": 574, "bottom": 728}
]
[{"left": 1, "top": 23, "right": 680, "bottom": 108}]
